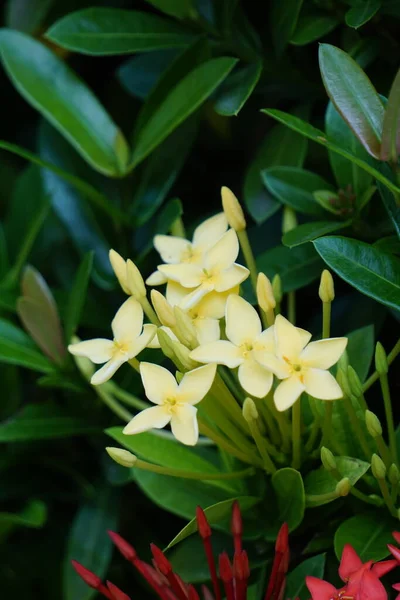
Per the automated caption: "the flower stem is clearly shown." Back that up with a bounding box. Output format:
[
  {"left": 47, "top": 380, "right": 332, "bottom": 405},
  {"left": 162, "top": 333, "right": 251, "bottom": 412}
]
[
  {"left": 128, "top": 357, "right": 141, "bottom": 373},
  {"left": 376, "top": 477, "right": 398, "bottom": 518},
  {"left": 198, "top": 420, "right": 263, "bottom": 468},
  {"left": 141, "top": 296, "right": 161, "bottom": 326},
  {"left": 322, "top": 402, "right": 333, "bottom": 448},
  {"left": 292, "top": 397, "right": 302, "bottom": 470},
  {"left": 246, "top": 417, "right": 277, "bottom": 474},
  {"left": 343, "top": 395, "right": 371, "bottom": 460},
  {"left": 96, "top": 388, "right": 133, "bottom": 422},
  {"left": 287, "top": 291, "right": 296, "bottom": 325},
  {"left": 380, "top": 371, "right": 398, "bottom": 467},
  {"left": 237, "top": 229, "right": 258, "bottom": 292},
  {"left": 363, "top": 338, "right": 400, "bottom": 392},
  {"left": 133, "top": 457, "right": 256, "bottom": 480},
  {"left": 375, "top": 435, "right": 393, "bottom": 470},
  {"left": 322, "top": 301, "right": 331, "bottom": 338},
  {"left": 106, "top": 382, "right": 149, "bottom": 410},
  {"left": 258, "top": 397, "right": 281, "bottom": 447},
  {"left": 305, "top": 417, "right": 321, "bottom": 453}
]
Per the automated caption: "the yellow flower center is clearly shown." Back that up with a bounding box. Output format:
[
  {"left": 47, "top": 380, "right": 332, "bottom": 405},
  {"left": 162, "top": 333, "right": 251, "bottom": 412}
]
[
  {"left": 283, "top": 356, "right": 305, "bottom": 380},
  {"left": 200, "top": 269, "right": 217, "bottom": 286},
  {"left": 240, "top": 340, "right": 254, "bottom": 358},
  {"left": 164, "top": 396, "right": 179, "bottom": 413},
  {"left": 181, "top": 245, "right": 201, "bottom": 263},
  {"left": 113, "top": 340, "right": 130, "bottom": 356}
]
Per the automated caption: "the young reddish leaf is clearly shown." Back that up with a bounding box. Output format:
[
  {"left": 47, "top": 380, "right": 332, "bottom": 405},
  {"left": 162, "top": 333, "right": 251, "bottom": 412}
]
[{"left": 381, "top": 68, "right": 400, "bottom": 162}]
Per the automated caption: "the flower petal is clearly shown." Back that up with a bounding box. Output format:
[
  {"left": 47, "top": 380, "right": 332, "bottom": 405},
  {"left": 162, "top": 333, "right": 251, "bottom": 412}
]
[
  {"left": 123, "top": 405, "right": 170, "bottom": 435},
  {"left": 91, "top": 357, "right": 125, "bottom": 385},
  {"left": 112, "top": 297, "right": 143, "bottom": 342},
  {"left": 274, "top": 315, "right": 307, "bottom": 361},
  {"left": 166, "top": 281, "right": 190, "bottom": 306},
  {"left": 192, "top": 212, "right": 228, "bottom": 251},
  {"left": 303, "top": 369, "right": 343, "bottom": 400},
  {"left": 238, "top": 359, "right": 273, "bottom": 398},
  {"left": 194, "top": 287, "right": 239, "bottom": 319},
  {"left": 154, "top": 235, "right": 191, "bottom": 263},
  {"left": 147, "top": 326, "right": 178, "bottom": 349},
  {"left": 274, "top": 375, "right": 305, "bottom": 411},
  {"left": 109, "top": 250, "right": 129, "bottom": 294},
  {"left": 371, "top": 560, "right": 397, "bottom": 579},
  {"left": 339, "top": 544, "right": 363, "bottom": 581},
  {"left": 225, "top": 294, "right": 261, "bottom": 346},
  {"left": 170, "top": 404, "right": 199, "bottom": 445},
  {"left": 179, "top": 284, "right": 213, "bottom": 311},
  {"left": 297, "top": 327, "right": 312, "bottom": 347},
  {"left": 190, "top": 340, "right": 243, "bottom": 368},
  {"left": 68, "top": 338, "right": 114, "bottom": 364},
  {"left": 205, "top": 229, "right": 239, "bottom": 270},
  {"left": 355, "top": 570, "right": 388, "bottom": 600},
  {"left": 128, "top": 324, "right": 157, "bottom": 357},
  {"left": 178, "top": 363, "right": 217, "bottom": 405},
  {"left": 256, "top": 352, "right": 291, "bottom": 379},
  {"left": 300, "top": 338, "right": 348, "bottom": 369},
  {"left": 194, "top": 317, "right": 220, "bottom": 345},
  {"left": 306, "top": 576, "right": 339, "bottom": 600},
  {"left": 140, "top": 362, "right": 178, "bottom": 405},
  {"left": 158, "top": 264, "right": 203, "bottom": 288},
  {"left": 215, "top": 264, "right": 249, "bottom": 292},
  {"left": 146, "top": 270, "right": 167, "bottom": 286}
]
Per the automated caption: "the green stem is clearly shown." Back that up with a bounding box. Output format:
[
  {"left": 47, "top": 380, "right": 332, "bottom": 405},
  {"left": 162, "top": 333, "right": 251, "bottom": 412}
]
[
  {"left": 330, "top": 467, "right": 380, "bottom": 506},
  {"left": 107, "top": 382, "right": 149, "bottom": 410},
  {"left": 305, "top": 418, "right": 321, "bottom": 453},
  {"left": 257, "top": 397, "right": 281, "bottom": 447},
  {"left": 292, "top": 397, "right": 302, "bottom": 469},
  {"left": 128, "top": 357, "right": 141, "bottom": 373},
  {"left": 322, "top": 301, "right": 331, "bottom": 338},
  {"left": 246, "top": 418, "right": 277, "bottom": 473},
  {"left": 376, "top": 477, "right": 398, "bottom": 518},
  {"left": 140, "top": 297, "right": 161, "bottom": 326},
  {"left": 380, "top": 372, "right": 398, "bottom": 466},
  {"left": 96, "top": 388, "right": 133, "bottom": 422},
  {"left": 288, "top": 291, "right": 296, "bottom": 325},
  {"left": 214, "top": 372, "right": 247, "bottom": 431},
  {"left": 198, "top": 420, "right": 262, "bottom": 467},
  {"left": 237, "top": 229, "right": 258, "bottom": 292},
  {"left": 376, "top": 435, "right": 393, "bottom": 470},
  {"left": 134, "top": 457, "right": 255, "bottom": 480},
  {"left": 363, "top": 338, "right": 400, "bottom": 392},
  {"left": 343, "top": 395, "right": 371, "bottom": 461}
]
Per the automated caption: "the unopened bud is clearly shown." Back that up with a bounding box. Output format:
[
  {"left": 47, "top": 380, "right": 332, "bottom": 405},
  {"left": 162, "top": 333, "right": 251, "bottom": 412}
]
[
  {"left": 365, "top": 410, "right": 382, "bottom": 438},
  {"left": 375, "top": 342, "right": 388, "bottom": 375},
  {"left": 109, "top": 249, "right": 130, "bottom": 295},
  {"left": 106, "top": 447, "right": 137, "bottom": 468},
  {"left": 126, "top": 259, "right": 146, "bottom": 299},
  {"left": 336, "top": 368, "right": 350, "bottom": 398},
  {"left": 257, "top": 273, "right": 276, "bottom": 313},
  {"left": 336, "top": 477, "right": 351, "bottom": 497},
  {"left": 151, "top": 290, "right": 176, "bottom": 328},
  {"left": 242, "top": 397, "right": 258, "bottom": 423},
  {"left": 221, "top": 186, "right": 246, "bottom": 232},
  {"left": 319, "top": 269, "right": 335, "bottom": 303},
  {"left": 174, "top": 307, "right": 197, "bottom": 349},
  {"left": 347, "top": 366, "right": 363, "bottom": 398},
  {"left": 389, "top": 464, "right": 400, "bottom": 486},
  {"left": 337, "top": 351, "right": 349, "bottom": 372},
  {"left": 272, "top": 274, "right": 282, "bottom": 304},
  {"left": 282, "top": 207, "right": 297, "bottom": 234},
  {"left": 321, "top": 446, "right": 337, "bottom": 472},
  {"left": 371, "top": 453, "right": 387, "bottom": 480},
  {"left": 157, "top": 328, "right": 175, "bottom": 360},
  {"left": 173, "top": 341, "right": 198, "bottom": 371}
]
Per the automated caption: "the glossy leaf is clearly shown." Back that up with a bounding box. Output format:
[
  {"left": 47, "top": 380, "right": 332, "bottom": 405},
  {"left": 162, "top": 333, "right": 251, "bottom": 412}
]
[
  {"left": 305, "top": 457, "right": 370, "bottom": 507},
  {"left": 270, "top": 0, "right": 304, "bottom": 55},
  {"left": 46, "top": 8, "right": 194, "bottom": 55},
  {"left": 345, "top": 0, "right": 381, "bottom": 29},
  {"left": 334, "top": 514, "right": 395, "bottom": 562},
  {"left": 131, "top": 57, "right": 237, "bottom": 167},
  {"left": 117, "top": 50, "right": 180, "bottom": 101},
  {"left": 64, "top": 252, "right": 94, "bottom": 344},
  {"left": 346, "top": 325, "right": 375, "bottom": 382},
  {"left": 144, "top": 0, "right": 195, "bottom": 19},
  {"left": 0, "top": 30, "right": 129, "bottom": 176},
  {"left": 282, "top": 220, "right": 350, "bottom": 248},
  {"left": 375, "top": 235, "right": 400, "bottom": 255},
  {"left": 291, "top": 14, "right": 339, "bottom": 46},
  {"left": 257, "top": 244, "right": 323, "bottom": 292},
  {"left": 0, "top": 318, "right": 54, "bottom": 373},
  {"left": 286, "top": 554, "right": 326, "bottom": 600},
  {"left": 270, "top": 468, "right": 305, "bottom": 534},
  {"left": 314, "top": 236, "right": 400, "bottom": 310},
  {"left": 318, "top": 44, "right": 384, "bottom": 158},
  {"left": 213, "top": 61, "right": 262, "bottom": 116},
  {"left": 381, "top": 68, "right": 400, "bottom": 162},
  {"left": 262, "top": 167, "right": 331, "bottom": 216}
]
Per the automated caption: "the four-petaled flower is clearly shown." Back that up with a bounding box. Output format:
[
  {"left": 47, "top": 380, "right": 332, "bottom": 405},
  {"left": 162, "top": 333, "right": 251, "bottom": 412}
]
[
  {"left": 68, "top": 298, "right": 156, "bottom": 385},
  {"left": 123, "top": 362, "right": 216, "bottom": 445},
  {"left": 259, "top": 315, "right": 347, "bottom": 411}
]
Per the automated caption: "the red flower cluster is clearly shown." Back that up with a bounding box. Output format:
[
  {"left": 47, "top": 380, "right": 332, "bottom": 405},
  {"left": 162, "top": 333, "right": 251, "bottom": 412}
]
[{"left": 72, "top": 502, "right": 294, "bottom": 600}]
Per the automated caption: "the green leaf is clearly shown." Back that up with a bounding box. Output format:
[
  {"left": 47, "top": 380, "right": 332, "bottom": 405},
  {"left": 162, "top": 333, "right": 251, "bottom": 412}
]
[
  {"left": 117, "top": 50, "right": 180, "bottom": 101},
  {"left": 131, "top": 57, "right": 237, "bottom": 167},
  {"left": 257, "top": 244, "right": 323, "bottom": 292},
  {"left": 6, "top": 0, "right": 53, "bottom": 34},
  {"left": 46, "top": 8, "right": 194, "bottom": 55},
  {"left": 0, "top": 30, "right": 129, "bottom": 176},
  {"left": 318, "top": 44, "right": 384, "bottom": 159},
  {"left": 0, "top": 318, "right": 54, "bottom": 373},
  {"left": 65, "top": 252, "right": 94, "bottom": 344},
  {"left": 0, "top": 499, "right": 47, "bottom": 540},
  {"left": 144, "top": 0, "right": 195, "bottom": 19},
  {"left": 213, "top": 61, "right": 262, "bottom": 116},
  {"left": 291, "top": 14, "right": 339, "bottom": 46},
  {"left": 167, "top": 496, "right": 259, "bottom": 549},
  {"left": 378, "top": 181, "right": 400, "bottom": 239},
  {"left": 137, "top": 197, "right": 183, "bottom": 262},
  {"left": 286, "top": 554, "right": 326, "bottom": 600},
  {"left": 313, "top": 236, "right": 400, "bottom": 310},
  {"left": 381, "top": 69, "right": 400, "bottom": 162},
  {"left": 304, "top": 456, "right": 370, "bottom": 507},
  {"left": 346, "top": 325, "right": 375, "bottom": 382},
  {"left": 269, "top": 468, "right": 305, "bottom": 535},
  {"left": 282, "top": 220, "right": 350, "bottom": 248},
  {"left": 270, "top": 0, "right": 304, "bottom": 55},
  {"left": 334, "top": 514, "right": 395, "bottom": 561},
  {"left": 374, "top": 235, "right": 400, "bottom": 255},
  {"left": 0, "top": 403, "right": 98, "bottom": 442},
  {"left": 262, "top": 167, "right": 332, "bottom": 217},
  {"left": 345, "top": 0, "right": 381, "bottom": 29},
  {"left": 63, "top": 485, "right": 119, "bottom": 600}
]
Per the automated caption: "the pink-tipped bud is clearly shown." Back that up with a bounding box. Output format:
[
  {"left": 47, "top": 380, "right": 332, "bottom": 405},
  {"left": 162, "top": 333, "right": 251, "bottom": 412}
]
[
  {"left": 388, "top": 543, "right": 400, "bottom": 562},
  {"left": 231, "top": 501, "right": 243, "bottom": 538},
  {"left": 196, "top": 506, "right": 211, "bottom": 539},
  {"left": 108, "top": 531, "right": 137, "bottom": 562},
  {"left": 72, "top": 560, "right": 102, "bottom": 589},
  {"left": 107, "top": 581, "right": 131, "bottom": 600},
  {"left": 275, "top": 523, "right": 289, "bottom": 553},
  {"left": 150, "top": 544, "right": 172, "bottom": 576},
  {"left": 219, "top": 552, "right": 233, "bottom": 584},
  {"left": 393, "top": 531, "right": 400, "bottom": 545},
  {"left": 233, "top": 550, "right": 250, "bottom": 580},
  {"left": 201, "top": 584, "right": 215, "bottom": 600}
]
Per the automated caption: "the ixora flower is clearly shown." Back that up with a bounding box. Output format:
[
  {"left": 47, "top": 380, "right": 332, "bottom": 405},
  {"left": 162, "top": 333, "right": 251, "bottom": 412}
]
[
  {"left": 72, "top": 502, "right": 295, "bottom": 600},
  {"left": 157, "top": 229, "right": 249, "bottom": 310},
  {"left": 190, "top": 294, "right": 275, "bottom": 398},
  {"left": 146, "top": 212, "right": 228, "bottom": 286},
  {"left": 68, "top": 298, "right": 156, "bottom": 385},
  {"left": 123, "top": 362, "right": 216, "bottom": 445},
  {"left": 259, "top": 315, "right": 347, "bottom": 411}
]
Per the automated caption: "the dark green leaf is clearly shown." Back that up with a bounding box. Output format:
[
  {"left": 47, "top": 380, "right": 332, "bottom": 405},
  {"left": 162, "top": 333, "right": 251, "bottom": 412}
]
[
  {"left": 318, "top": 44, "right": 384, "bottom": 158},
  {"left": 6, "top": 0, "right": 53, "bottom": 33},
  {"left": 291, "top": 15, "right": 339, "bottom": 46},
  {"left": 374, "top": 236, "right": 400, "bottom": 255},
  {"left": 144, "top": 0, "right": 195, "bottom": 19},
  {"left": 213, "top": 61, "right": 262, "bottom": 116},
  {"left": 131, "top": 57, "right": 237, "bottom": 167},
  {"left": 267, "top": 468, "right": 305, "bottom": 536},
  {"left": 262, "top": 167, "right": 331, "bottom": 217},
  {"left": 381, "top": 69, "right": 400, "bottom": 162},
  {"left": 282, "top": 220, "right": 350, "bottom": 248},
  {"left": 270, "top": 0, "right": 304, "bottom": 55},
  {"left": 137, "top": 197, "right": 183, "bottom": 261},
  {"left": 0, "top": 30, "right": 129, "bottom": 176},
  {"left": 0, "top": 318, "right": 54, "bottom": 373},
  {"left": 117, "top": 50, "right": 180, "bottom": 100},
  {"left": 305, "top": 456, "right": 370, "bottom": 507},
  {"left": 46, "top": 8, "right": 194, "bottom": 55},
  {"left": 313, "top": 236, "right": 400, "bottom": 310},
  {"left": 346, "top": 325, "right": 375, "bottom": 382},
  {"left": 257, "top": 244, "right": 323, "bottom": 292},
  {"left": 0, "top": 499, "right": 47, "bottom": 540},
  {"left": 334, "top": 514, "right": 394, "bottom": 561},
  {"left": 63, "top": 486, "right": 119, "bottom": 600},
  {"left": 345, "top": 0, "right": 381, "bottom": 29},
  {"left": 286, "top": 554, "right": 326, "bottom": 600},
  {"left": 65, "top": 253, "right": 94, "bottom": 344}
]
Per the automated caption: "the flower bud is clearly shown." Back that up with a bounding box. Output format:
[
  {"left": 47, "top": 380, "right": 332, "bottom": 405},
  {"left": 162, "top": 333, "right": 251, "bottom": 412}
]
[
  {"left": 336, "top": 478, "right": 351, "bottom": 497},
  {"left": 347, "top": 366, "right": 363, "bottom": 398},
  {"left": 337, "top": 350, "right": 349, "bottom": 372},
  {"left": 282, "top": 207, "right": 297, "bottom": 234},
  {"left": 109, "top": 249, "right": 130, "bottom": 295},
  {"left": 173, "top": 341, "right": 198, "bottom": 371},
  {"left": 157, "top": 328, "right": 176, "bottom": 360},
  {"left": 272, "top": 274, "right": 282, "bottom": 304},
  {"left": 371, "top": 453, "right": 387, "bottom": 480},
  {"left": 375, "top": 342, "right": 388, "bottom": 375},
  {"left": 365, "top": 410, "right": 382, "bottom": 438},
  {"left": 174, "top": 307, "right": 197, "bottom": 349},
  {"left": 106, "top": 447, "right": 137, "bottom": 468},
  {"left": 319, "top": 269, "right": 335, "bottom": 303},
  {"left": 242, "top": 397, "right": 258, "bottom": 423},
  {"left": 126, "top": 259, "right": 146, "bottom": 299},
  {"left": 221, "top": 186, "right": 246, "bottom": 232},
  {"left": 321, "top": 446, "right": 337, "bottom": 472},
  {"left": 151, "top": 290, "right": 176, "bottom": 328},
  {"left": 389, "top": 464, "right": 400, "bottom": 486},
  {"left": 336, "top": 368, "right": 350, "bottom": 398},
  {"left": 257, "top": 273, "right": 276, "bottom": 313}
]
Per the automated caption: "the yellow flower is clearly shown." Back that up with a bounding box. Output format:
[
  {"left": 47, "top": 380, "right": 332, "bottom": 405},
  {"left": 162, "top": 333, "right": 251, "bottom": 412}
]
[
  {"left": 123, "top": 362, "right": 217, "bottom": 445},
  {"left": 190, "top": 295, "right": 275, "bottom": 398},
  {"left": 146, "top": 213, "right": 228, "bottom": 286},
  {"left": 68, "top": 298, "right": 156, "bottom": 385},
  {"left": 109, "top": 250, "right": 146, "bottom": 299},
  {"left": 258, "top": 315, "right": 347, "bottom": 411},
  {"left": 158, "top": 230, "right": 249, "bottom": 310}
]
